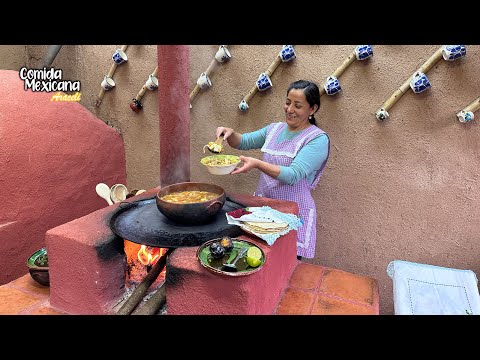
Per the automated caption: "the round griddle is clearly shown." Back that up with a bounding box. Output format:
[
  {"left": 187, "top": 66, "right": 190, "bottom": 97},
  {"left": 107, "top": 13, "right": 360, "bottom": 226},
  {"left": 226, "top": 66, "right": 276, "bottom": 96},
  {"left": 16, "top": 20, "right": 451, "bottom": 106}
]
[{"left": 109, "top": 197, "right": 245, "bottom": 248}]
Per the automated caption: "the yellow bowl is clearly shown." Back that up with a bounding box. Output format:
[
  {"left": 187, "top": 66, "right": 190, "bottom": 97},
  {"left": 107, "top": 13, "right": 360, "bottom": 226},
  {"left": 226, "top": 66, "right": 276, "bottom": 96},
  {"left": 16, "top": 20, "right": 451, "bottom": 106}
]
[{"left": 200, "top": 155, "right": 241, "bottom": 175}]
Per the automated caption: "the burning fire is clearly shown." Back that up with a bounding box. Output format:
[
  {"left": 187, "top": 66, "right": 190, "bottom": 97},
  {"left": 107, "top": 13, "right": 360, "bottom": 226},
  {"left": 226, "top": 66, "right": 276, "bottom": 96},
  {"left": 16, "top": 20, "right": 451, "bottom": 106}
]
[
  {"left": 124, "top": 239, "right": 168, "bottom": 290},
  {"left": 137, "top": 245, "right": 164, "bottom": 266}
]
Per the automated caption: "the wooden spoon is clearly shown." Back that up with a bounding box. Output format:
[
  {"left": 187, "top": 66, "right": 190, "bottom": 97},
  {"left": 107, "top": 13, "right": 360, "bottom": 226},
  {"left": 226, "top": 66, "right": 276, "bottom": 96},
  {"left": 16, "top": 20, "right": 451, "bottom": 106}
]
[{"left": 96, "top": 183, "right": 113, "bottom": 205}]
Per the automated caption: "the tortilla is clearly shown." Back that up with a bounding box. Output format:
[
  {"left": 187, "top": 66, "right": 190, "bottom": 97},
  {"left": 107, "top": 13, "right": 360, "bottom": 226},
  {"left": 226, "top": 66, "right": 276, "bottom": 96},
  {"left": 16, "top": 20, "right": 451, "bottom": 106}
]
[
  {"left": 242, "top": 221, "right": 289, "bottom": 234},
  {"left": 245, "top": 221, "right": 288, "bottom": 229}
]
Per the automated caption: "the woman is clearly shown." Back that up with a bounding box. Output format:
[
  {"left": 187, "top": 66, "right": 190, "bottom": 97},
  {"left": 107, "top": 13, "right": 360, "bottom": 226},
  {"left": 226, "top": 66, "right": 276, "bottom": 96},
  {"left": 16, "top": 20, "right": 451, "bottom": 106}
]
[{"left": 216, "top": 80, "right": 330, "bottom": 260}]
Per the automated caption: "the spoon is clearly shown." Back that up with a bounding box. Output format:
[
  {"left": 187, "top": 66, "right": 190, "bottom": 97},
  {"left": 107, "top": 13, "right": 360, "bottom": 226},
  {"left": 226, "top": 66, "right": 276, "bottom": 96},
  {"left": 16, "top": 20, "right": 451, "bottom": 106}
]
[
  {"left": 203, "top": 136, "right": 224, "bottom": 154},
  {"left": 96, "top": 183, "right": 113, "bottom": 205},
  {"left": 222, "top": 247, "right": 248, "bottom": 272}
]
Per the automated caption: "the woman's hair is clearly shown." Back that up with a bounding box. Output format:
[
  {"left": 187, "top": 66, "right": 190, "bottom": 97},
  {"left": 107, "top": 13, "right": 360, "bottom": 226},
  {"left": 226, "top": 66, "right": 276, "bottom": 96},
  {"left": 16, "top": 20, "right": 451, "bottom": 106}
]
[{"left": 287, "top": 80, "right": 321, "bottom": 126}]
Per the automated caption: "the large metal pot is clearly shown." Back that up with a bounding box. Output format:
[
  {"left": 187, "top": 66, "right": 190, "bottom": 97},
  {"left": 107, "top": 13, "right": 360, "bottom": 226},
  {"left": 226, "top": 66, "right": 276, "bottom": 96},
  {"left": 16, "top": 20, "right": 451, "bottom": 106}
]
[{"left": 156, "top": 182, "right": 226, "bottom": 225}]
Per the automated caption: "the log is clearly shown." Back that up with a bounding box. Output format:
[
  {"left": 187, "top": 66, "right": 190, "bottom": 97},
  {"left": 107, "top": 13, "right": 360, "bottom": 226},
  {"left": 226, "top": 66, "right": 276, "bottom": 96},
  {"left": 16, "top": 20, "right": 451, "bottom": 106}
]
[
  {"left": 116, "top": 247, "right": 173, "bottom": 315},
  {"left": 132, "top": 282, "right": 166, "bottom": 315}
]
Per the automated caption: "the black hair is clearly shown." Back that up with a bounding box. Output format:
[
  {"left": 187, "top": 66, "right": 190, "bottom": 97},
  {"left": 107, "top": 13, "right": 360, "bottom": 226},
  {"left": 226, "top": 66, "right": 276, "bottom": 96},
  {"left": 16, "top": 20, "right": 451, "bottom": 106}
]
[{"left": 287, "top": 80, "right": 321, "bottom": 126}]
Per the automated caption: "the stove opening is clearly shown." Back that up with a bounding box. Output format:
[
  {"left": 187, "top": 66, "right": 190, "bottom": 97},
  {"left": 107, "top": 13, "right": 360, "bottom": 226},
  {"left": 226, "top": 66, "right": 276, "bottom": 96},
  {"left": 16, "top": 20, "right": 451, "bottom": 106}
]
[{"left": 124, "top": 239, "right": 167, "bottom": 291}]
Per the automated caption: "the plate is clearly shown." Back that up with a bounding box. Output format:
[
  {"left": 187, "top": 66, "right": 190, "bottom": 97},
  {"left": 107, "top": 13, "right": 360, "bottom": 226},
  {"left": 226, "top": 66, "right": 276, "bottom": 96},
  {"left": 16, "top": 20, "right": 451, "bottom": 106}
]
[{"left": 196, "top": 238, "right": 266, "bottom": 277}]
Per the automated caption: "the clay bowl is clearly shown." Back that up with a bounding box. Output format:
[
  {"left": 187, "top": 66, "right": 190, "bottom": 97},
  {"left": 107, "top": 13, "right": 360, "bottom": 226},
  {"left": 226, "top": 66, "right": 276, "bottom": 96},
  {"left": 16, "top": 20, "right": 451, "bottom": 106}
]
[
  {"left": 27, "top": 248, "right": 49, "bottom": 286},
  {"left": 156, "top": 182, "right": 226, "bottom": 225},
  {"left": 200, "top": 155, "right": 241, "bottom": 175}
]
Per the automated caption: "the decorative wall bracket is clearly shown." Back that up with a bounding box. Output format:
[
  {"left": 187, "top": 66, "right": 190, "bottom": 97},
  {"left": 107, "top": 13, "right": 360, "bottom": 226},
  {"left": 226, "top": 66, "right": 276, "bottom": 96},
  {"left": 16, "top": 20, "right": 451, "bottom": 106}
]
[
  {"left": 130, "top": 66, "right": 159, "bottom": 113},
  {"left": 95, "top": 45, "right": 129, "bottom": 107},
  {"left": 375, "top": 45, "right": 466, "bottom": 121},
  {"left": 190, "top": 45, "right": 231, "bottom": 109},
  {"left": 321, "top": 45, "right": 373, "bottom": 97},
  {"left": 457, "top": 96, "right": 480, "bottom": 123},
  {"left": 238, "top": 45, "right": 296, "bottom": 112}
]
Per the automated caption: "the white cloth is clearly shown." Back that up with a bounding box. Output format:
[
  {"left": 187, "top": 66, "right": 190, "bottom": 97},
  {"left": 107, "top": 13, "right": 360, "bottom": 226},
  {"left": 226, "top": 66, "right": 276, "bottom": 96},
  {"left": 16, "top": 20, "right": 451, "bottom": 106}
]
[
  {"left": 387, "top": 260, "right": 480, "bottom": 315},
  {"left": 225, "top": 206, "right": 302, "bottom": 246}
]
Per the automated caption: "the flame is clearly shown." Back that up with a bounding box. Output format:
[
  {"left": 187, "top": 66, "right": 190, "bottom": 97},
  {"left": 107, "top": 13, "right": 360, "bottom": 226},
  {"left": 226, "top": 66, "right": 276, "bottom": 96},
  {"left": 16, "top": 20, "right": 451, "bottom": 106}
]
[{"left": 137, "top": 245, "right": 162, "bottom": 266}]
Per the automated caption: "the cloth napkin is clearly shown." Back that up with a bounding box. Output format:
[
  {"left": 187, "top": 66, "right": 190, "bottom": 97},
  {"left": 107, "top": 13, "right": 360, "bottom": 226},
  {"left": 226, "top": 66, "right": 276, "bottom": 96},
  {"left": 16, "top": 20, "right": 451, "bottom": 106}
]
[
  {"left": 226, "top": 206, "right": 303, "bottom": 245},
  {"left": 387, "top": 260, "right": 480, "bottom": 315}
]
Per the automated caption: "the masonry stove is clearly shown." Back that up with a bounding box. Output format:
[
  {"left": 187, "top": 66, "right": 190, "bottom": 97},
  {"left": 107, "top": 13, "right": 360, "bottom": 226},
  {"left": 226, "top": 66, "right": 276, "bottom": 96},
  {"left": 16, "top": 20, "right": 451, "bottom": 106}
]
[{"left": 44, "top": 189, "right": 299, "bottom": 315}]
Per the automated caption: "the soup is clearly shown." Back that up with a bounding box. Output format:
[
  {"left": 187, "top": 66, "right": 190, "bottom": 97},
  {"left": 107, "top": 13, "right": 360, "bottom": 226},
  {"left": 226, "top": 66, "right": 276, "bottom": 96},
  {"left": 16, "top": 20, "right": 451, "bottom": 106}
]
[{"left": 160, "top": 190, "right": 219, "bottom": 204}]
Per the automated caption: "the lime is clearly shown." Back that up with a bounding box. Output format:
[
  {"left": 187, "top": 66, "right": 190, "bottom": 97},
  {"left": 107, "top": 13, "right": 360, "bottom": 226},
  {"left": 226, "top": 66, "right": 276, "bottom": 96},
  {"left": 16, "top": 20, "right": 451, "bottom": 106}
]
[{"left": 246, "top": 246, "right": 262, "bottom": 267}]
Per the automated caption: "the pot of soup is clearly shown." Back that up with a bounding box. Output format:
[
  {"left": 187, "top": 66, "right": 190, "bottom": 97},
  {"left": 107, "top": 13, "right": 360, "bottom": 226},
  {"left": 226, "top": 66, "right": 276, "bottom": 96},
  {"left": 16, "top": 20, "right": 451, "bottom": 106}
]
[{"left": 156, "top": 182, "right": 226, "bottom": 225}]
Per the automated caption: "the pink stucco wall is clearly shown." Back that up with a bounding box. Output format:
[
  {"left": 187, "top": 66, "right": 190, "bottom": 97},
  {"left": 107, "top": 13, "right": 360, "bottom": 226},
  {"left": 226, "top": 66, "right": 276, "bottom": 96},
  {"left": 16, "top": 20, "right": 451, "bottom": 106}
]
[
  {"left": 2, "top": 45, "right": 480, "bottom": 314},
  {"left": 0, "top": 69, "right": 127, "bottom": 285}
]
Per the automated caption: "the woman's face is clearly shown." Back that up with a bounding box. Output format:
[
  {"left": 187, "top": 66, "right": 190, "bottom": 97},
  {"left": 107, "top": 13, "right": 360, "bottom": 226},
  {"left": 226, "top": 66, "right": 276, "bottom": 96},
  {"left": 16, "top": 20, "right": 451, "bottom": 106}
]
[{"left": 283, "top": 89, "right": 315, "bottom": 130}]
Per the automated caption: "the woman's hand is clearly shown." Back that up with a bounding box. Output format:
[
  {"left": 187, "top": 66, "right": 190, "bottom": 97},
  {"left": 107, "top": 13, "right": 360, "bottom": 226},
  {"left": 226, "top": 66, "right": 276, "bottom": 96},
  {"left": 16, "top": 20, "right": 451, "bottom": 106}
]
[
  {"left": 216, "top": 127, "right": 235, "bottom": 141},
  {"left": 216, "top": 127, "right": 242, "bottom": 148},
  {"left": 231, "top": 156, "right": 259, "bottom": 174},
  {"left": 231, "top": 156, "right": 281, "bottom": 179}
]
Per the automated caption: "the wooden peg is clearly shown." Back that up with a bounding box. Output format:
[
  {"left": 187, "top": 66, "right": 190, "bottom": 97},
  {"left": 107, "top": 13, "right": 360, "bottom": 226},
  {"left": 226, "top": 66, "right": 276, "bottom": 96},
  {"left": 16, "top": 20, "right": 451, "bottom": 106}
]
[
  {"left": 456, "top": 96, "right": 480, "bottom": 123},
  {"left": 95, "top": 45, "right": 129, "bottom": 107},
  {"left": 320, "top": 49, "right": 357, "bottom": 96},
  {"left": 239, "top": 51, "right": 283, "bottom": 111},
  {"left": 190, "top": 46, "right": 230, "bottom": 107},
  {"left": 130, "top": 66, "right": 159, "bottom": 113},
  {"left": 375, "top": 46, "right": 444, "bottom": 121}
]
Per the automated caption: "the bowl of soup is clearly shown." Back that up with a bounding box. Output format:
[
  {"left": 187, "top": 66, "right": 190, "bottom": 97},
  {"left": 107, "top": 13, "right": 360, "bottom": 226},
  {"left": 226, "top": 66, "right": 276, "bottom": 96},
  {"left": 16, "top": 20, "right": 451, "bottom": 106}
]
[
  {"left": 200, "top": 155, "right": 241, "bottom": 175},
  {"left": 156, "top": 182, "right": 226, "bottom": 225}
]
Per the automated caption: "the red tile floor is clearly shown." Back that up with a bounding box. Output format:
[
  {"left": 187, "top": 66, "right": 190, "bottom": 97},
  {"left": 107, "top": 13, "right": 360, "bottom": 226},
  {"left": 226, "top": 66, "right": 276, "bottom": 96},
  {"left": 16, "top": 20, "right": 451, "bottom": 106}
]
[{"left": 0, "top": 262, "right": 379, "bottom": 315}]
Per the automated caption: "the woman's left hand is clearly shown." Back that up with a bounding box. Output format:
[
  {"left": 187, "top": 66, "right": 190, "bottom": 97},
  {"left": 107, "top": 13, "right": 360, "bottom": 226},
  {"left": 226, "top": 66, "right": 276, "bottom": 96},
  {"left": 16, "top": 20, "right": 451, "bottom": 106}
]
[{"left": 231, "top": 156, "right": 258, "bottom": 174}]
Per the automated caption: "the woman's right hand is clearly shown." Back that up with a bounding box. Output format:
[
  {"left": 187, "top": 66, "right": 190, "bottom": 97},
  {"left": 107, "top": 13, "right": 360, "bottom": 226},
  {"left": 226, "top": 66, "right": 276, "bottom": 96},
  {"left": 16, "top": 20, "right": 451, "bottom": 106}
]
[{"left": 216, "top": 127, "right": 235, "bottom": 141}]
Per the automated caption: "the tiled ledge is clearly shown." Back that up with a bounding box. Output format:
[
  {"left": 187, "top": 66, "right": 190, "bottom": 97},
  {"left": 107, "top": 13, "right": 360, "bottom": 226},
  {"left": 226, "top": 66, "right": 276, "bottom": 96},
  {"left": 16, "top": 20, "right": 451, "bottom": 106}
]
[
  {"left": 0, "top": 274, "right": 66, "bottom": 315},
  {"left": 0, "top": 263, "right": 379, "bottom": 315},
  {"left": 275, "top": 263, "right": 379, "bottom": 315}
]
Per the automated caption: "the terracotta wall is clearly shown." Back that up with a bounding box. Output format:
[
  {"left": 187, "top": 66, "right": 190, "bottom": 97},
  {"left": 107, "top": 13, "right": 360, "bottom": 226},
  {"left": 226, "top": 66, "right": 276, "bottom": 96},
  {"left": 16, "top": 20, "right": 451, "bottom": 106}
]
[
  {"left": 0, "top": 69, "right": 126, "bottom": 284},
  {"left": 1, "top": 45, "right": 479, "bottom": 314}
]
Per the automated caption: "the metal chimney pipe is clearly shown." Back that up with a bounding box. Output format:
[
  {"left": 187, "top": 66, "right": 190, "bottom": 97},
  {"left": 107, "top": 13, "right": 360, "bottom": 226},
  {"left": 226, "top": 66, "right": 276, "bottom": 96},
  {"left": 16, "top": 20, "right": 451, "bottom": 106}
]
[{"left": 40, "top": 45, "right": 63, "bottom": 68}]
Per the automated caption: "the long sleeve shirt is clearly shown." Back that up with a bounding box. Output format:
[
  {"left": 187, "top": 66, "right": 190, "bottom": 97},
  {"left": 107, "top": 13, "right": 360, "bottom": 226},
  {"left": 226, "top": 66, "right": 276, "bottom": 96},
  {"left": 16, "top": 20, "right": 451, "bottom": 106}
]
[{"left": 237, "top": 125, "right": 329, "bottom": 186}]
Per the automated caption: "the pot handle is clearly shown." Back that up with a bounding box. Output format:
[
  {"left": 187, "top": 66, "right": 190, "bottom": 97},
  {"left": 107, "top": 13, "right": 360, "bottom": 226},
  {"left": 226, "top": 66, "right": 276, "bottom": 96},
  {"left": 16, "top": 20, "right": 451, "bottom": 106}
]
[{"left": 207, "top": 201, "right": 223, "bottom": 211}]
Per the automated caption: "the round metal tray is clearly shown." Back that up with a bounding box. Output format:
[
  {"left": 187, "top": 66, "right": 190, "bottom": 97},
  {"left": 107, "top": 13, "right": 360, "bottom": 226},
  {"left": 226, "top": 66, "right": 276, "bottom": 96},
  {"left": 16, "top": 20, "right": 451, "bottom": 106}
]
[{"left": 109, "top": 197, "right": 244, "bottom": 248}]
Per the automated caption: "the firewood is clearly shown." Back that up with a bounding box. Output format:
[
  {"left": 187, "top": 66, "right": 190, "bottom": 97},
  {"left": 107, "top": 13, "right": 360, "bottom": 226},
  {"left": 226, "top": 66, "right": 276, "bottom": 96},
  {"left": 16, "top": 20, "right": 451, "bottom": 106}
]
[
  {"left": 116, "top": 248, "right": 173, "bottom": 315},
  {"left": 132, "top": 282, "right": 166, "bottom": 315}
]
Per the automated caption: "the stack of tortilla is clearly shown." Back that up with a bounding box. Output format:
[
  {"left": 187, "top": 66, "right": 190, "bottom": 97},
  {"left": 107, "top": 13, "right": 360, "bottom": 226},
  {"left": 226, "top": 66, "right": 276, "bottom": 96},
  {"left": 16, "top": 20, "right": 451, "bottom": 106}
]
[
  {"left": 241, "top": 220, "right": 289, "bottom": 236},
  {"left": 226, "top": 206, "right": 301, "bottom": 245}
]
